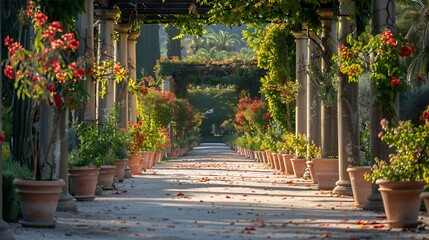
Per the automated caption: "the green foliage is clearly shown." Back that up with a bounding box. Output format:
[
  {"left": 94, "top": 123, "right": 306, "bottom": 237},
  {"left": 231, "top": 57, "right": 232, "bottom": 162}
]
[
  {"left": 69, "top": 123, "right": 99, "bottom": 168},
  {"left": 280, "top": 132, "right": 321, "bottom": 159},
  {"left": 35, "top": 0, "right": 85, "bottom": 29},
  {"left": 2, "top": 155, "right": 32, "bottom": 221},
  {"left": 243, "top": 23, "right": 298, "bottom": 131},
  {"left": 188, "top": 86, "right": 237, "bottom": 136},
  {"left": 365, "top": 113, "right": 429, "bottom": 182}
]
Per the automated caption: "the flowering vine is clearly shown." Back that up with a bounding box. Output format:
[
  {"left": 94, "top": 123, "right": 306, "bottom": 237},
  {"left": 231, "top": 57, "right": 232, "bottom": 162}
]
[
  {"left": 3, "top": 11, "right": 87, "bottom": 110},
  {"left": 335, "top": 29, "right": 416, "bottom": 122}
]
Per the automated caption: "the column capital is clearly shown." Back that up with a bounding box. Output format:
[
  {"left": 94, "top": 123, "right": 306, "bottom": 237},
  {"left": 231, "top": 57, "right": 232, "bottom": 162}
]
[
  {"left": 116, "top": 23, "right": 131, "bottom": 34},
  {"left": 128, "top": 31, "right": 140, "bottom": 41},
  {"left": 317, "top": 8, "right": 334, "bottom": 20},
  {"left": 293, "top": 31, "right": 308, "bottom": 40},
  {"left": 94, "top": 8, "right": 119, "bottom": 21}
]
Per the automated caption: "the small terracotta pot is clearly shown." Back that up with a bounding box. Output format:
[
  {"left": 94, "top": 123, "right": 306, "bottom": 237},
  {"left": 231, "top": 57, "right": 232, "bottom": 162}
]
[
  {"left": 290, "top": 158, "right": 307, "bottom": 178},
  {"left": 97, "top": 165, "right": 117, "bottom": 188},
  {"left": 128, "top": 154, "right": 142, "bottom": 175},
  {"left": 281, "top": 154, "right": 294, "bottom": 175},
  {"left": 69, "top": 166, "right": 99, "bottom": 201},
  {"left": 115, "top": 159, "right": 128, "bottom": 182},
  {"left": 347, "top": 166, "right": 371, "bottom": 208}
]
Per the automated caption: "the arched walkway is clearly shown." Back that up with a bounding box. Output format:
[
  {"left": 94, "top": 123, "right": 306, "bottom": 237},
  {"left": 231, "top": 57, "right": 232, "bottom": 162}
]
[{"left": 10, "top": 143, "right": 429, "bottom": 239}]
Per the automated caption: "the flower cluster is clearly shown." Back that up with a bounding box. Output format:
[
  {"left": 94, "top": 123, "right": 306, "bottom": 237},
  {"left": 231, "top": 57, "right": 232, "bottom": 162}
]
[
  {"left": 90, "top": 55, "right": 129, "bottom": 98},
  {"left": 337, "top": 29, "right": 416, "bottom": 122},
  {"left": 127, "top": 121, "right": 149, "bottom": 154},
  {"left": 3, "top": 9, "right": 87, "bottom": 110},
  {"left": 234, "top": 97, "right": 271, "bottom": 133},
  {"left": 366, "top": 105, "right": 429, "bottom": 182}
]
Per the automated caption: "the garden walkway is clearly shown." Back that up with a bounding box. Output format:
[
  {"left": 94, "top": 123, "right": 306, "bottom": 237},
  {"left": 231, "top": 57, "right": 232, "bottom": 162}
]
[{"left": 9, "top": 143, "right": 429, "bottom": 239}]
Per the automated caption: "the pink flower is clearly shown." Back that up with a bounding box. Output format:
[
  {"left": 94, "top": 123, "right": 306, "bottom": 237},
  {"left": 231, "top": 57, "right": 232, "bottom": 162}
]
[{"left": 380, "top": 118, "right": 389, "bottom": 128}]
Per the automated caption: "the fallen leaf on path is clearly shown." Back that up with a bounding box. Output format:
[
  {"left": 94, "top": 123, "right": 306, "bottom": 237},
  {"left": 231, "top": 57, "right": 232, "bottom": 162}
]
[
  {"left": 226, "top": 195, "right": 231, "bottom": 199},
  {"left": 177, "top": 192, "right": 185, "bottom": 197},
  {"left": 316, "top": 204, "right": 322, "bottom": 207}
]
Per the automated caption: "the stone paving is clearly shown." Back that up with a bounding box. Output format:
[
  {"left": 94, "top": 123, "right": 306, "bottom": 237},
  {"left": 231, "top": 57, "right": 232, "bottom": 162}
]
[{"left": 8, "top": 143, "right": 429, "bottom": 239}]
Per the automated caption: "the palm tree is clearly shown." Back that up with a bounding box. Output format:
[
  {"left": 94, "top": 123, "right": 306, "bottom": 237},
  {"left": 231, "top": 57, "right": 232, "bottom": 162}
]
[
  {"left": 182, "top": 35, "right": 207, "bottom": 56},
  {"left": 237, "top": 47, "right": 256, "bottom": 62},
  {"left": 206, "top": 29, "right": 241, "bottom": 51},
  {"left": 397, "top": 0, "right": 429, "bottom": 80}
]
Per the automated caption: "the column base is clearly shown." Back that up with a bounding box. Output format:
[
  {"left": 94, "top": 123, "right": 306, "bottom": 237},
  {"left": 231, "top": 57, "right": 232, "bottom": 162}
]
[
  {"left": 303, "top": 168, "right": 312, "bottom": 180},
  {"left": 333, "top": 179, "right": 353, "bottom": 196},
  {"left": 57, "top": 192, "right": 77, "bottom": 212},
  {"left": 363, "top": 184, "right": 384, "bottom": 211},
  {"left": 0, "top": 220, "right": 15, "bottom": 240}
]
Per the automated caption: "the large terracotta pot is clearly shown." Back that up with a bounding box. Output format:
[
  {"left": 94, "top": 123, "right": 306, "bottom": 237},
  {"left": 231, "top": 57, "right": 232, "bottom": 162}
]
[
  {"left": 69, "top": 166, "right": 99, "bottom": 201},
  {"left": 155, "top": 151, "right": 163, "bottom": 163},
  {"left": 306, "top": 160, "right": 317, "bottom": 183},
  {"left": 115, "top": 159, "right": 128, "bottom": 182},
  {"left": 14, "top": 178, "right": 65, "bottom": 227},
  {"left": 97, "top": 165, "right": 117, "bottom": 188},
  {"left": 260, "top": 151, "right": 267, "bottom": 163},
  {"left": 147, "top": 151, "right": 156, "bottom": 168},
  {"left": 128, "top": 153, "right": 142, "bottom": 175},
  {"left": 281, "top": 154, "right": 294, "bottom": 174},
  {"left": 347, "top": 166, "right": 372, "bottom": 208},
  {"left": 290, "top": 158, "right": 307, "bottom": 178},
  {"left": 312, "top": 158, "right": 339, "bottom": 190},
  {"left": 376, "top": 180, "right": 426, "bottom": 228}
]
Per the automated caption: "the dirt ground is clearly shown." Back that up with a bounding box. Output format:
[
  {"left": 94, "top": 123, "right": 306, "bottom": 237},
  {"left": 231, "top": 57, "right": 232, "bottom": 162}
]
[{"left": 8, "top": 143, "right": 429, "bottom": 240}]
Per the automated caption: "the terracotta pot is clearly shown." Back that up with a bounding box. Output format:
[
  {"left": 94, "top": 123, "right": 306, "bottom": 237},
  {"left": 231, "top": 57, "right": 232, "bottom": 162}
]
[
  {"left": 376, "top": 180, "right": 426, "bottom": 228},
  {"left": 69, "top": 166, "right": 99, "bottom": 201},
  {"left": 421, "top": 192, "right": 429, "bottom": 214},
  {"left": 155, "top": 150, "right": 163, "bottom": 163},
  {"left": 290, "top": 158, "right": 307, "bottom": 178},
  {"left": 128, "top": 153, "right": 142, "bottom": 175},
  {"left": 114, "top": 159, "right": 128, "bottom": 182},
  {"left": 170, "top": 148, "right": 180, "bottom": 158},
  {"left": 14, "top": 178, "right": 65, "bottom": 227},
  {"left": 312, "top": 158, "right": 339, "bottom": 190},
  {"left": 265, "top": 151, "right": 274, "bottom": 168},
  {"left": 260, "top": 151, "right": 267, "bottom": 163},
  {"left": 97, "top": 165, "right": 117, "bottom": 188},
  {"left": 277, "top": 154, "right": 286, "bottom": 172},
  {"left": 306, "top": 160, "right": 317, "bottom": 183},
  {"left": 141, "top": 152, "right": 149, "bottom": 170},
  {"left": 147, "top": 152, "right": 156, "bottom": 168},
  {"left": 347, "top": 166, "right": 372, "bottom": 208},
  {"left": 281, "top": 154, "right": 294, "bottom": 174},
  {"left": 253, "top": 151, "right": 258, "bottom": 161}
]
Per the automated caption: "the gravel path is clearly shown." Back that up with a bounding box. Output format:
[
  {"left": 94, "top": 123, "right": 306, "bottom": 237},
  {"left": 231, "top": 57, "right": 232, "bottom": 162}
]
[{"left": 8, "top": 143, "right": 429, "bottom": 239}]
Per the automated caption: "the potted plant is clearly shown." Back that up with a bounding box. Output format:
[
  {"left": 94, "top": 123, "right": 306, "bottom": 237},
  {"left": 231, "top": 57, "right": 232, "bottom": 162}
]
[
  {"left": 112, "top": 128, "right": 130, "bottom": 182},
  {"left": 289, "top": 133, "right": 312, "bottom": 178},
  {"left": 365, "top": 107, "right": 429, "bottom": 228},
  {"left": 4, "top": 5, "right": 87, "bottom": 227},
  {"left": 68, "top": 123, "right": 99, "bottom": 201}
]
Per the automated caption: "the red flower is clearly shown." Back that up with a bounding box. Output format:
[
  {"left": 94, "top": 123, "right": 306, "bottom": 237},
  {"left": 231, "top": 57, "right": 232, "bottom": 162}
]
[
  {"left": 53, "top": 93, "right": 63, "bottom": 107},
  {"left": 34, "top": 12, "right": 48, "bottom": 26},
  {"left": 4, "top": 36, "right": 13, "bottom": 46},
  {"left": 68, "top": 39, "right": 79, "bottom": 51},
  {"left": 390, "top": 76, "right": 401, "bottom": 87},
  {"left": 3, "top": 65, "right": 14, "bottom": 79},
  {"left": 417, "top": 75, "right": 424, "bottom": 84},
  {"left": 0, "top": 133, "right": 4, "bottom": 145}
]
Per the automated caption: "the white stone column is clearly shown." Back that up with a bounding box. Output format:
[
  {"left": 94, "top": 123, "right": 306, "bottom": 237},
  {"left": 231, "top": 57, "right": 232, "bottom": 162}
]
[
  {"left": 318, "top": 8, "right": 338, "bottom": 158},
  {"left": 333, "top": 0, "right": 358, "bottom": 196},
  {"left": 127, "top": 31, "right": 140, "bottom": 124},
  {"left": 95, "top": 8, "right": 119, "bottom": 122},
  {"left": 116, "top": 23, "right": 131, "bottom": 128},
  {"left": 162, "top": 76, "right": 172, "bottom": 92},
  {"left": 305, "top": 26, "right": 322, "bottom": 152},
  {"left": 293, "top": 31, "right": 308, "bottom": 137}
]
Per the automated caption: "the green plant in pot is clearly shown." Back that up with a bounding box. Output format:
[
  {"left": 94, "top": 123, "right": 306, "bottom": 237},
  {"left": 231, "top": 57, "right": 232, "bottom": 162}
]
[
  {"left": 365, "top": 105, "right": 429, "bottom": 228},
  {"left": 3, "top": 4, "right": 87, "bottom": 227}
]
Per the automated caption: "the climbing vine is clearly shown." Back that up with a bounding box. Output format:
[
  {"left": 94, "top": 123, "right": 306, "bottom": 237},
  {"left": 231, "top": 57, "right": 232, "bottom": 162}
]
[{"left": 243, "top": 23, "right": 298, "bottom": 131}]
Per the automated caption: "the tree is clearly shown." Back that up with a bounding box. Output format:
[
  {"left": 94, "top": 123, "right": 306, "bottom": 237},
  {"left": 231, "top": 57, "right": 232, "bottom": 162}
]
[{"left": 206, "top": 29, "right": 241, "bottom": 51}]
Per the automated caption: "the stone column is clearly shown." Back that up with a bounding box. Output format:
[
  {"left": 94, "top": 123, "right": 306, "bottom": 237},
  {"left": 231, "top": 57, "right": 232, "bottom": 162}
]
[
  {"left": 305, "top": 26, "right": 322, "bottom": 152},
  {"left": 95, "top": 8, "right": 119, "bottom": 122},
  {"left": 116, "top": 23, "right": 131, "bottom": 128},
  {"left": 77, "top": 0, "right": 96, "bottom": 124},
  {"left": 293, "top": 31, "right": 308, "bottom": 137},
  {"left": 128, "top": 31, "right": 140, "bottom": 124},
  {"left": 318, "top": 9, "right": 338, "bottom": 158},
  {"left": 364, "top": 0, "right": 396, "bottom": 211},
  {"left": 333, "top": 0, "right": 359, "bottom": 196},
  {"left": 162, "top": 76, "right": 172, "bottom": 92}
]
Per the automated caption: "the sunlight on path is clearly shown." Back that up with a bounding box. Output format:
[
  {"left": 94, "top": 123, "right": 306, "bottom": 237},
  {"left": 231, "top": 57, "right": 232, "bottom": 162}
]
[{"left": 9, "top": 143, "right": 429, "bottom": 240}]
